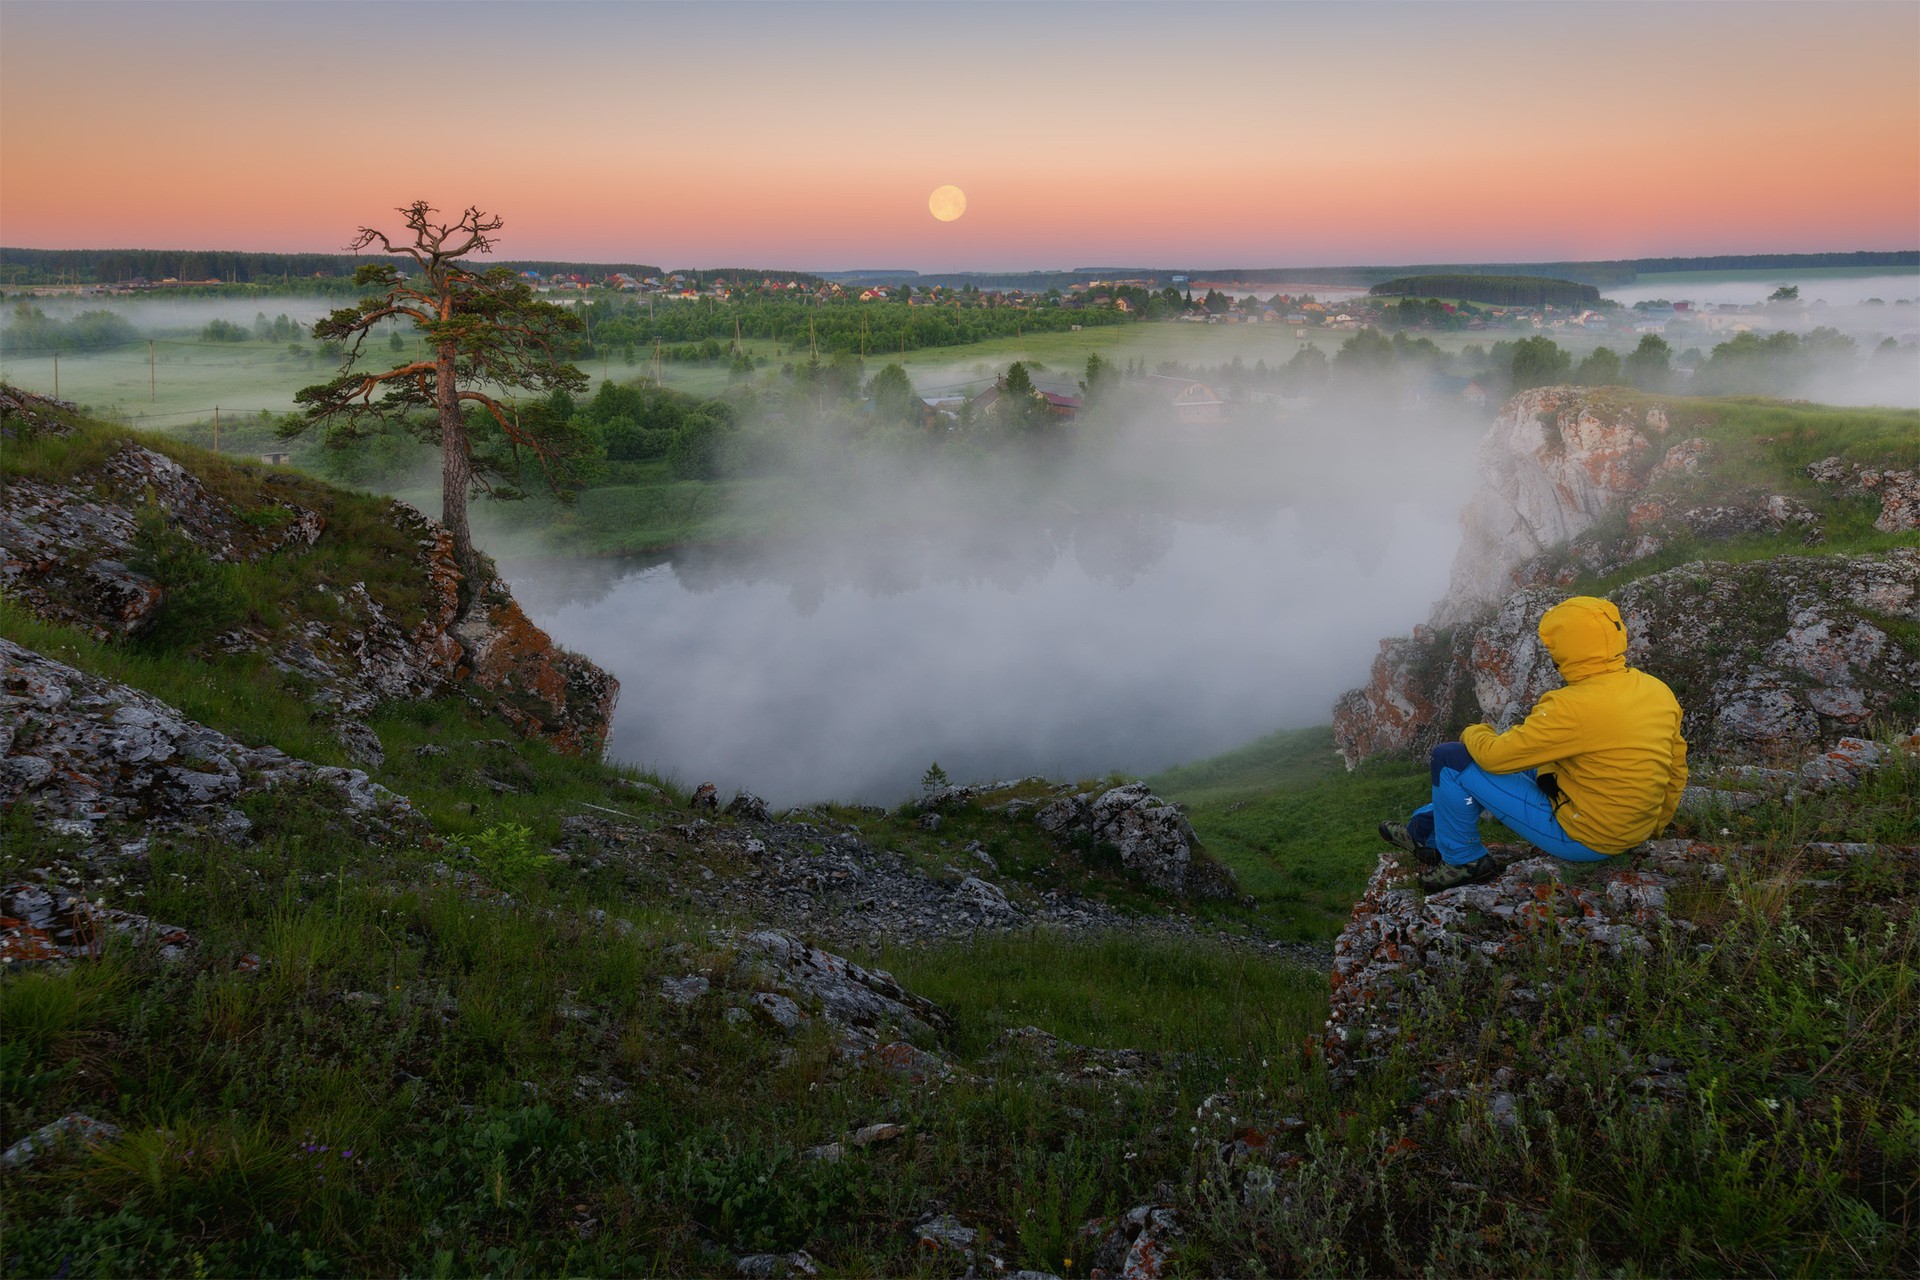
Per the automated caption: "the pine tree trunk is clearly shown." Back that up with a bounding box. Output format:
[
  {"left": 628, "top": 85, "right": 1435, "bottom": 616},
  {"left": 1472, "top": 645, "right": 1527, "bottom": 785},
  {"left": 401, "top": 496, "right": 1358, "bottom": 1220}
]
[{"left": 435, "top": 349, "right": 480, "bottom": 589}]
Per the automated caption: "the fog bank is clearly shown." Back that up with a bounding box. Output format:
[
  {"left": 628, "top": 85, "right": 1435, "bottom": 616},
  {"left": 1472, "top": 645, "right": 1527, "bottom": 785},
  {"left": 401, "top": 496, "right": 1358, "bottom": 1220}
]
[{"left": 512, "top": 504, "right": 1459, "bottom": 806}]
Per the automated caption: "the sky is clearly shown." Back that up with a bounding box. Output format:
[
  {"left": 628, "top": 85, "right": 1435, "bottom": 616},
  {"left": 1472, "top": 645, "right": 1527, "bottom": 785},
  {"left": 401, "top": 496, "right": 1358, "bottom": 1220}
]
[{"left": 3, "top": 0, "right": 1917, "bottom": 271}]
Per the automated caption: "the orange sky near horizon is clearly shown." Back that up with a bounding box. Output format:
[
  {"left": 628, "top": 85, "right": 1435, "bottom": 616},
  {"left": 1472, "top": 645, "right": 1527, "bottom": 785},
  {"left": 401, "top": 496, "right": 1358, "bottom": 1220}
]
[{"left": 3, "top": 1, "right": 1916, "bottom": 270}]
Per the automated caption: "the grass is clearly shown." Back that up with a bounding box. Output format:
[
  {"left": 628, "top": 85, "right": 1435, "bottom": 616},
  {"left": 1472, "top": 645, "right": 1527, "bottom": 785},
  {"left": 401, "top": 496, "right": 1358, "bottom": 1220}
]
[
  {"left": 887, "top": 930, "right": 1327, "bottom": 1062},
  {"left": 4, "top": 722, "right": 1912, "bottom": 1275},
  {"left": 0, "top": 334, "right": 658, "bottom": 432},
  {"left": 5, "top": 406, "right": 437, "bottom": 637},
  {"left": 1152, "top": 726, "right": 1429, "bottom": 939}
]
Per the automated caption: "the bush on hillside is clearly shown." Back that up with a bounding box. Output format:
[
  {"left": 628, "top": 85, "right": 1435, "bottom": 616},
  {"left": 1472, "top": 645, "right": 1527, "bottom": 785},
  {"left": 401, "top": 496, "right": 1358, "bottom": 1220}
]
[{"left": 127, "top": 505, "right": 244, "bottom": 649}]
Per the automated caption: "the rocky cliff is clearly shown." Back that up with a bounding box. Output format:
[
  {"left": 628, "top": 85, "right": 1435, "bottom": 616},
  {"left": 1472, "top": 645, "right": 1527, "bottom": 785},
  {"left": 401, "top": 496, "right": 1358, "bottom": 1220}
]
[
  {"left": 0, "top": 386, "right": 616, "bottom": 759},
  {"left": 1334, "top": 386, "right": 1920, "bottom": 767}
]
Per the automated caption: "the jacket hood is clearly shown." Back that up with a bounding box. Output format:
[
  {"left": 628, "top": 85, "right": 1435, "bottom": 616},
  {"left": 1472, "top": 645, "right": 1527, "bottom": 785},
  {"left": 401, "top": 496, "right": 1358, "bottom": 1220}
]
[{"left": 1539, "top": 596, "right": 1629, "bottom": 682}]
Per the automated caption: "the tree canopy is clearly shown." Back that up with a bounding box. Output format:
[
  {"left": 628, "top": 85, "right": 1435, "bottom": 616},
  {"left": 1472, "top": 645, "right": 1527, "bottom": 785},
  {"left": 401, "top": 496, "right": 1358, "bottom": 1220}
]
[
  {"left": 1370, "top": 274, "right": 1602, "bottom": 308},
  {"left": 285, "top": 202, "right": 590, "bottom": 581},
  {"left": 1508, "top": 335, "right": 1573, "bottom": 390}
]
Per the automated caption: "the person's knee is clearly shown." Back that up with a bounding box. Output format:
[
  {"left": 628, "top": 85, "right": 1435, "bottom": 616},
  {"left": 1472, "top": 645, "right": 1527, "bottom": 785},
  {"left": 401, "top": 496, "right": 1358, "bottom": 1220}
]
[{"left": 1429, "top": 741, "right": 1473, "bottom": 785}]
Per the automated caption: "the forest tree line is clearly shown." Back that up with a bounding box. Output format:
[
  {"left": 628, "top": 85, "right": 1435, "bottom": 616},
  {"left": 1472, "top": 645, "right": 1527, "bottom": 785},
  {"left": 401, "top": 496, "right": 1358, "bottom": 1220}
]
[{"left": 1370, "top": 275, "right": 1604, "bottom": 307}]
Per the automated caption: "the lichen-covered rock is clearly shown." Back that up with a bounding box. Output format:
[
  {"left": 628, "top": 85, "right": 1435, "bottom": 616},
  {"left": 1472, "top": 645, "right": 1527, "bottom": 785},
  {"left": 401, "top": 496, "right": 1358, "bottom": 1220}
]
[
  {"left": 0, "top": 392, "right": 615, "bottom": 756},
  {"left": 1332, "top": 626, "right": 1476, "bottom": 768},
  {"left": 1327, "top": 846, "right": 1697, "bottom": 1076},
  {"left": 734, "top": 929, "right": 952, "bottom": 1040},
  {"left": 1, "top": 637, "right": 413, "bottom": 841},
  {"left": 1034, "top": 793, "right": 1090, "bottom": 833},
  {"left": 1325, "top": 834, "right": 1916, "bottom": 1086},
  {"left": 1435, "top": 388, "right": 1670, "bottom": 627},
  {"left": 1808, "top": 455, "right": 1920, "bottom": 533},
  {"left": 1, "top": 881, "right": 192, "bottom": 965},
  {"left": 1336, "top": 548, "right": 1919, "bottom": 765},
  {"left": 1037, "top": 782, "right": 1238, "bottom": 900},
  {"left": 0, "top": 1113, "right": 123, "bottom": 1169},
  {"left": 1651, "top": 437, "right": 1713, "bottom": 480},
  {"left": 454, "top": 581, "right": 618, "bottom": 756}
]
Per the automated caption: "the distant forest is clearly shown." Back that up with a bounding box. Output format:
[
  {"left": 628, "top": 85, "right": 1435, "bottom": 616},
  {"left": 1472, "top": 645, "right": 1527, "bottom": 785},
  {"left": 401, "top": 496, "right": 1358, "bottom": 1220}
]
[
  {"left": 850, "top": 251, "right": 1920, "bottom": 292},
  {"left": 1369, "top": 274, "right": 1603, "bottom": 307},
  {"left": 2, "top": 245, "right": 1913, "bottom": 293},
  {"left": 0, "top": 247, "right": 664, "bottom": 287}
]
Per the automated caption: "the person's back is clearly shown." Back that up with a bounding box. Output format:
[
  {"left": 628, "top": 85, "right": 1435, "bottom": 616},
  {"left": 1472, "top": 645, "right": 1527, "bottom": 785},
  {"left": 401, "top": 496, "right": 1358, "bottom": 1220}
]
[
  {"left": 1533, "top": 666, "right": 1688, "bottom": 852},
  {"left": 1384, "top": 595, "right": 1688, "bottom": 889}
]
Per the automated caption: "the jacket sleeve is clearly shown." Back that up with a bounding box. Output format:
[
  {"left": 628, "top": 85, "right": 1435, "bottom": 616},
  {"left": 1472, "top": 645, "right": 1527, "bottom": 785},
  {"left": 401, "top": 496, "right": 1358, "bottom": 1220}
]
[
  {"left": 1653, "top": 731, "right": 1689, "bottom": 829},
  {"left": 1459, "top": 689, "right": 1587, "bottom": 774}
]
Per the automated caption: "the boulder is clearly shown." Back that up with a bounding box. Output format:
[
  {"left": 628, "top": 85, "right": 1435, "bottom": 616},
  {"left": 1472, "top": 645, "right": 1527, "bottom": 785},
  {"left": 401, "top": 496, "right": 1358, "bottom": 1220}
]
[
  {"left": 725, "top": 791, "right": 771, "bottom": 822},
  {"left": 1, "top": 638, "right": 414, "bottom": 842},
  {"left": 953, "top": 874, "right": 1016, "bottom": 920},
  {"left": 735, "top": 929, "right": 950, "bottom": 1039},
  {"left": 0, "top": 1113, "right": 123, "bottom": 1169},
  {"left": 1089, "top": 783, "right": 1236, "bottom": 900}
]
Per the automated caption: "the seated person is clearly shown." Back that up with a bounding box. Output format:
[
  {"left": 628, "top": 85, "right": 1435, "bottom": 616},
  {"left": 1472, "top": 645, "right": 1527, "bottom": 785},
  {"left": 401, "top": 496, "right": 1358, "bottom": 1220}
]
[{"left": 1381, "top": 595, "right": 1688, "bottom": 891}]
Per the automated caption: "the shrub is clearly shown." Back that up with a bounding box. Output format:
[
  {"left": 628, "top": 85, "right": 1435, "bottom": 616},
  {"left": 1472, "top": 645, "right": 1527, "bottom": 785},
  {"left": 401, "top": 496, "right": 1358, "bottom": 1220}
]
[
  {"left": 468, "top": 822, "right": 552, "bottom": 887},
  {"left": 127, "top": 505, "right": 244, "bottom": 649}
]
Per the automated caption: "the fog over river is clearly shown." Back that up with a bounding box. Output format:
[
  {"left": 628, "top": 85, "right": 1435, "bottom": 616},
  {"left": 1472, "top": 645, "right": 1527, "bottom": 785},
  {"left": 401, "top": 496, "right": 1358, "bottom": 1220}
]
[{"left": 506, "top": 501, "right": 1461, "bottom": 807}]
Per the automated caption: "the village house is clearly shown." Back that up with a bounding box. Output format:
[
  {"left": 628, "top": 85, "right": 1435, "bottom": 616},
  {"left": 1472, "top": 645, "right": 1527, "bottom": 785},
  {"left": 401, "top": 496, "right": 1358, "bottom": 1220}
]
[
  {"left": 1039, "top": 391, "right": 1083, "bottom": 419},
  {"left": 1143, "top": 373, "right": 1225, "bottom": 424}
]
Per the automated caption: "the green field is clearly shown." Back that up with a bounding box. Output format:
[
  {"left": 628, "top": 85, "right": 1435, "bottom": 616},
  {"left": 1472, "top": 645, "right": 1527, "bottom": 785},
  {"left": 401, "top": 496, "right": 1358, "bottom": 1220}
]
[
  {"left": 0, "top": 335, "right": 663, "bottom": 429},
  {"left": 0, "top": 312, "right": 1655, "bottom": 438}
]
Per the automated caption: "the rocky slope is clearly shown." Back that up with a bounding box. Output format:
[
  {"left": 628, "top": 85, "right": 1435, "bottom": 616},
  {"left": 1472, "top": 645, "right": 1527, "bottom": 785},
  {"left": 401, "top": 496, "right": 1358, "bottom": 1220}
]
[
  {"left": 1314, "top": 384, "right": 1919, "bottom": 1231},
  {"left": 0, "top": 385, "right": 616, "bottom": 759},
  {"left": 1335, "top": 386, "right": 1920, "bottom": 766},
  {"left": 1321, "top": 725, "right": 1918, "bottom": 1164}
]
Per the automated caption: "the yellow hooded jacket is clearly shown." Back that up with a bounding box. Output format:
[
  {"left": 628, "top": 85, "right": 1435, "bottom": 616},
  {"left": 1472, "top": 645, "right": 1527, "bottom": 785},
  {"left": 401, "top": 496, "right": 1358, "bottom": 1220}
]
[{"left": 1460, "top": 596, "right": 1688, "bottom": 854}]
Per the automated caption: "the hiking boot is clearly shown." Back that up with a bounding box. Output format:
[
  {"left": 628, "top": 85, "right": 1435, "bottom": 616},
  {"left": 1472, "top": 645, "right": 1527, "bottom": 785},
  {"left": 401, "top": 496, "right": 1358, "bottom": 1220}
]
[
  {"left": 1378, "top": 821, "right": 1440, "bottom": 866},
  {"left": 1418, "top": 855, "right": 1502, "bottom": 893}
]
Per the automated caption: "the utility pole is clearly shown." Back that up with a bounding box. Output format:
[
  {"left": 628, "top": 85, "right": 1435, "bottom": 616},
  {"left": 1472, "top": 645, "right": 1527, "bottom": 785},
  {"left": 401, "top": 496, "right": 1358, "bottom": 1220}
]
[
  {"left": 52, "top": 353, "right": 58, "bottom": 399},
  {"left": 653, "top": 339, "right": 661, "bottom": 385},
  {"left": 149, "top": 340, "right": 156, "bottom": 401},
  {"left": 734, "top": 315, "right": 742, "bottom": 357},
  {"left": 212, "top": 406, "right": 220, "bottom": 453},
  {"left": 809, "top": 317, "right": 817, "bottom": 361}
]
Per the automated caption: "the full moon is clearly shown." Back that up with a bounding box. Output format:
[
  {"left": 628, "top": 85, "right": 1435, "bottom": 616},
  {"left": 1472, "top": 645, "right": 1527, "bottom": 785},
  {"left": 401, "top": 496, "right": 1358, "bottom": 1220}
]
[{"left": 928, "top": 185, "right": 967, "bottom": 222}]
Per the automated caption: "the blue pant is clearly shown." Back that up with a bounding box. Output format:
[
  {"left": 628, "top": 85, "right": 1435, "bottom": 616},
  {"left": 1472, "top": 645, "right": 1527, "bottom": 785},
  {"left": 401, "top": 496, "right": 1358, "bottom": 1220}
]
[{"left": 1406, "top": 742, "right": 1609, "bottom": 866}]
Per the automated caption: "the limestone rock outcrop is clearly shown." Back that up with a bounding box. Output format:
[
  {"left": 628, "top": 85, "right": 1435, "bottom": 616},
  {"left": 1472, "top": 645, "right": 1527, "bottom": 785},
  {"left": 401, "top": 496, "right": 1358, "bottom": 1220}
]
[
  {"left": 0, "top": 637, "right": 413, "bottom": 842},
  {"left": 0, "top": 389, "right": 616, "bottom": 756},
  {"left": 1035, "top": 782, "right": 1239, "bottom": 900},
  {"left": 1338, "top": 548, "right": 1918, "bottom": 765},
  {"left": 1807, "top": 455, "right": 1920, "bottom": 534},
  {"left": 1335, "top": 386, "right": 1920, "bottom": 768},
  {"left": 1435, "top": 388, "right": 1670, "bottom": 628},
  {"left": 1325, "top": 729, "right": 1920, "bottom": 1084}
]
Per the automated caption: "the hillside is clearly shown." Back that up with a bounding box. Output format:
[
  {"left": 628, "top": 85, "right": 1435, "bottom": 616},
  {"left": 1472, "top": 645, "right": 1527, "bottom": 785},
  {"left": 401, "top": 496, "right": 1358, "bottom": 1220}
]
[{"left": 2, "top": 384, "right": 1917, "bottom": 1276}]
